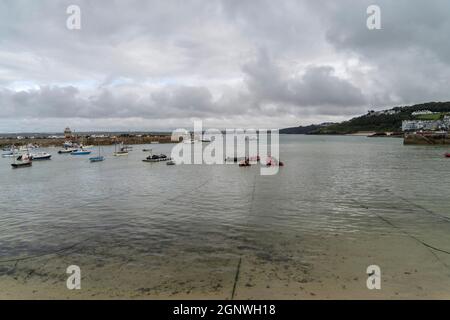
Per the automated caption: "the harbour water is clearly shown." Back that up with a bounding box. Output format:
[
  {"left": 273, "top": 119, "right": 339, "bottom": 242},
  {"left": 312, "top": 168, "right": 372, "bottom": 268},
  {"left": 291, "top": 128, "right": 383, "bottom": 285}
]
[{"left": 1, "top": 135, "right": 450, "bottom": 299}]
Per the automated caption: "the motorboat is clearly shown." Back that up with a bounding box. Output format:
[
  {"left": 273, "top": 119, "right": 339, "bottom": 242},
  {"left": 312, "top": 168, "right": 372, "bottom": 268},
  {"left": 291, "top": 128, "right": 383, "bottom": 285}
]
[
  {"left": 58, "top": 147, "right": 78, "bottom": 154},
  {"left": 30, "top": 152, "right": 52, "bottom": 160},
  {"left": 113, "top": 142, "right": 129, "bottom": 156},
  {"left": 11, "top": 153, "right": 32, "bottom": 168},
  {"left": 266, "top": 157, "right": 284, "bottom": 167},
  {"left": 239, "top": 158, "right": 251, "bottom": 167},
  {"left": 166, "top": 160, "right": 176, "bottom": 165},
  {"left": 71, "top": 149, "right": 92, "bottom": 155},
  {"left": 142, "top": 154, "right": 171, "bottom": 162}
]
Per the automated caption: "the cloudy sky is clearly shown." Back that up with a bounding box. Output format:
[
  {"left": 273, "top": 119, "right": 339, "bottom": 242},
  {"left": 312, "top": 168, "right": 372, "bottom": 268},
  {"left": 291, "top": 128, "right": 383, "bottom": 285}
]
[{"left": 1, "top": 0, "right": 450, "bottom": 132}]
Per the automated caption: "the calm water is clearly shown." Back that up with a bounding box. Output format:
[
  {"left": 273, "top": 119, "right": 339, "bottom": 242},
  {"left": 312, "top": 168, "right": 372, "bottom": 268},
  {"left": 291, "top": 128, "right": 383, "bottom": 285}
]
[{"left": 1, "top": 135, "right": 450, "bottom": 298}]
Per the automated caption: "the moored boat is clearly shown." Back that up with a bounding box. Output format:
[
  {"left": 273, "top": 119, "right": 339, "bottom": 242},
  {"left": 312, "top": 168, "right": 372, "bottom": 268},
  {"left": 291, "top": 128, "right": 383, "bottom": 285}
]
[
  {"left": 90, "top": 144, "right": 105, "bottom": 162},
  {"left": 89, "top": 156, "right": 105, "bottom": 162},
  {"left": 113, "top": 142, "right": 129, "bottom": 156},
  {"left": 31, "top": 152, "right": 52, "bottom": 160},
  {"left": 71, "top": 149, "right": 92, "bottom": 155},
  {"left": 142, "top": 154, "right": 171, "bottom": 162},
  {"left": 239, "top": 158, "right": 251, "bottom": 167},
  {"left": 58, "top": 148, "right": 78, "bottom": 154},
  {"left": 11, "top": 152, "right": 32, "bottom": 169}
]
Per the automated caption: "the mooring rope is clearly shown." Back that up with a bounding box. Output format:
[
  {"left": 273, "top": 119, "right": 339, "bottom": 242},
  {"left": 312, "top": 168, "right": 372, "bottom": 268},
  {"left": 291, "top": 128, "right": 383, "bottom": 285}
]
[{"left": 351, "top": 199, "right": 450, "bottom": 272}]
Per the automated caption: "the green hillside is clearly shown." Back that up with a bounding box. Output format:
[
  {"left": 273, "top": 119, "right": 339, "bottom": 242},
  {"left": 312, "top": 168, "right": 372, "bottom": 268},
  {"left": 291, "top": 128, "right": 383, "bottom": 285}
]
[{"left": 313, "top": 102, "right": 450, "bottom": 134}]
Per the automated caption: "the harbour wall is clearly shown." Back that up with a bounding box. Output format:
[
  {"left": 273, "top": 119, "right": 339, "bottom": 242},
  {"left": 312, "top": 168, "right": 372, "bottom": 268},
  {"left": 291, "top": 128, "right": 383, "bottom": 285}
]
[{"left": 404, "top": 133, "right": 450, "bottom": 145}]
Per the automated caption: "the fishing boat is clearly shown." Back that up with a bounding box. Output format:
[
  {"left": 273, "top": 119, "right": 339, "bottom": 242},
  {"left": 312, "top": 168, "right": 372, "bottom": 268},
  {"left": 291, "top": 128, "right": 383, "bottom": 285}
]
[
  {"left": 11, "top": 152, "right": 32, "bottom": 169},
  {"left": 142, "top": 154, "right": 171, "bottom": 162},
  {"left": 239, "top": 158, "right": 251, "bottom": 167},
  {"left": 90, "top": 145, "right": 105, "bottom": 162},
  {"left": 113, "top": 142, "right": 128, "bottom": 156},
  {"left": 58, "top": 147, "right": 78, "bottom": 154},
  {"left": 71, "top": 149, "right": 91, "bottom": 155},
  {"left": 265, "top": 157, "right": 284, "bottom": 167},
  {"left": 30, "top": 152, "right": 52, "bottom": 160}
]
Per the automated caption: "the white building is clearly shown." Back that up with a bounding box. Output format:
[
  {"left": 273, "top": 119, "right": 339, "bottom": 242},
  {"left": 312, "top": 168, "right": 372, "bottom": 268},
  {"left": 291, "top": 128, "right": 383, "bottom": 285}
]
[{"left": 412, "top": 110, "right": 433, "bottom": 116}]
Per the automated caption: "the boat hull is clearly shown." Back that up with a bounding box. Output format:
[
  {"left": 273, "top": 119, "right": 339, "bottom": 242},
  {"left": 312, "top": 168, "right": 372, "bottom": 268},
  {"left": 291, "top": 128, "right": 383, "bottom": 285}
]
[
  {"left": 31, "top": 155, "right": 51, "bottom": 160},
  {"left": 89, "top": 156, "right": 105, "bottom": 162},
  {"left": 71, "top": 151, "right": 91, "bottom": 155},
  {"left": 11, "top": 162, "right": 32, "bottom": 168},
  {"left": 142, "top": 157, "right": 172, "bottom": 162}
]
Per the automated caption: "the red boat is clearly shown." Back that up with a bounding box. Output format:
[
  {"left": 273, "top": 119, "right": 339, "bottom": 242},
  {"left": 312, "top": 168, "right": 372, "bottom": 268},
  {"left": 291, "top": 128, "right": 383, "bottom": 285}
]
[{"left": 445, "top": 153, "right": 450, "bottom": 158}]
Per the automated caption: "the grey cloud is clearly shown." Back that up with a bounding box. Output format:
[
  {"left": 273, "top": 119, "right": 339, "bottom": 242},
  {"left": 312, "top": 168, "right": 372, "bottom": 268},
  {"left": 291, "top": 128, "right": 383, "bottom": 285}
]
[{"left": 1, "top": 0, "right": 450, "bottom": 131}]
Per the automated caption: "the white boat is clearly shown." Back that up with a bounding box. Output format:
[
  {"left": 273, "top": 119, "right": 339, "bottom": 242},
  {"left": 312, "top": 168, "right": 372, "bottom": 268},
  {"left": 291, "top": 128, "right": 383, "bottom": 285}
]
[
  {"left": 58, "top": 147, "right": 78, "bottom": 154},
  {"left": 31, "top": 152, "right": 52, "bottom": 160},
  {"left": 11, "top": 149, "right": 32, "bottom": 168},
  {"left": 113, "top": 142, "right": 129, "bottom": 156}
]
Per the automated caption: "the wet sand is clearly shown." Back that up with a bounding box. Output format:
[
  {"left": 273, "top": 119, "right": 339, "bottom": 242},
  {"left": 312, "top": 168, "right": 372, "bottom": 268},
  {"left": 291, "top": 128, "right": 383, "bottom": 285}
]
[{"left": 2, "top": 229, "right": 450, "bottom": 299}]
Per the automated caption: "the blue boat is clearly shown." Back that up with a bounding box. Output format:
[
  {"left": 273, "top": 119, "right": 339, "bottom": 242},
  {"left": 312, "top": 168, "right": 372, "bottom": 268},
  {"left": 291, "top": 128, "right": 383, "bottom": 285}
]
[
  {"left": 71, "top": 150, "right": 91, "bottom": 155},
  {"left": 89, "top": 156, "right": 104, "bottom": 162},
  {"left": 89, "top": 145, "right": 104, "bottom": 162}
]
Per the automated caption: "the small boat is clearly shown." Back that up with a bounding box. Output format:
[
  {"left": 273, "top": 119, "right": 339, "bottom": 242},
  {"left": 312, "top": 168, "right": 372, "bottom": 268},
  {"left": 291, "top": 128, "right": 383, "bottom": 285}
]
[
  {"left": 265, "top": 157, "right": 284, "bottom": 167},
  {"left": 142, "top": 148, "right": 153, "bottom": 152},
  {"left": 90, "top": 144, "right": 105, "bottom": 162},
  {"left": 89, "top": 156, "right": 105, "bottom": 162},
  {"left": 225, "top": 156, "right": 248, "bottom": 163},
  {"left": 166, "top": 160, "right": 176, "bottom": 165},
  {"left": 113, "top": 142, "right": 129, "bottom": 156},
  {"left": 2, "top": 152, "right": 16, "bottom": 158},
  {"left": 71, "top": 149, "right": 91, "bottom": 155},
  {"left": 11, "top": 161, "right": 32, "bottom": 168},
  {"left": 445, "top": 153, "right": 450, "bottom": 158},
  {"left": 142, "top": 154, "right": 171, "bottom": 162},
  {"left": 63, "top": 141, "right": 74, "bottom": 148},
  {"left": 239, "top": 159, "right": 251, "bottom": 167},
  {"left": 11, "top": 153, "right": 32, "bottom": 169},
  {"left": 58, "top": 148, "right": 78, "bottom": 154},
  {"left": 201, "top": 138, "right": 212, "bottom": 143},
  {"left": 31, "top": 152, "right": 52, "bottom": 160}
]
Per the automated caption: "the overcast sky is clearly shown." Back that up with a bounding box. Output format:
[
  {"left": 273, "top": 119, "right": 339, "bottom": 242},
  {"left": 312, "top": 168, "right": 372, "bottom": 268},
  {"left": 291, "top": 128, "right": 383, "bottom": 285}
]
[{"left": 1, "top": 0, "right": 450, "bottom": 132}]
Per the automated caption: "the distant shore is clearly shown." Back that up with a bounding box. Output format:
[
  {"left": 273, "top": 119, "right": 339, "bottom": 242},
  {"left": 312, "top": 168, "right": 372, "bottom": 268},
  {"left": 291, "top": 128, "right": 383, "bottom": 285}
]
[{"left": 0, "top": 135, "right": 175, "bottom": 148}]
